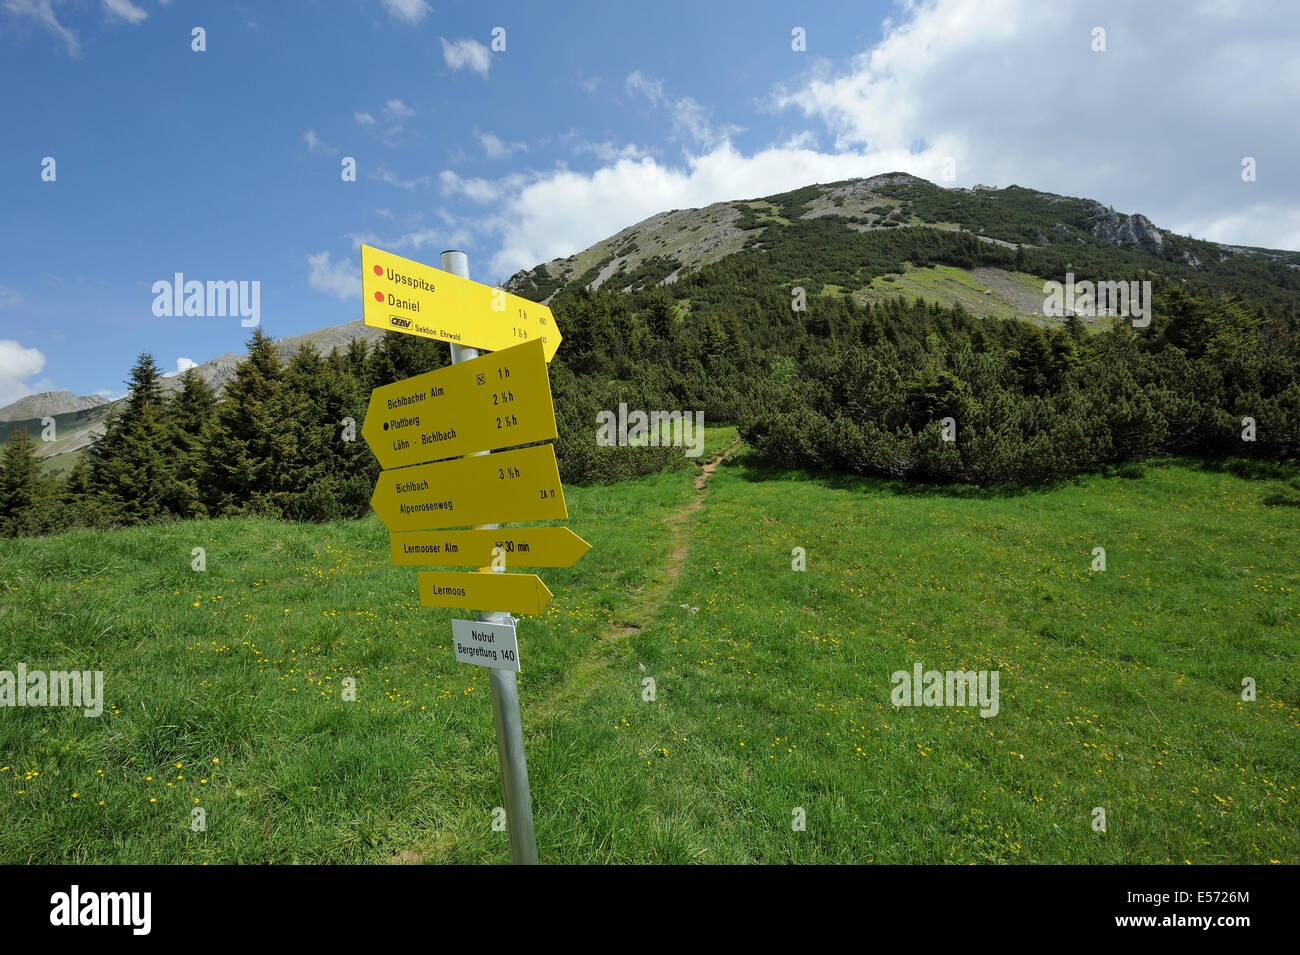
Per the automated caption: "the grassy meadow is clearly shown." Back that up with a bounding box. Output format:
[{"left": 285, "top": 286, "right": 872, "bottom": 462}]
[{"left": 0, "top": 426, "right": 1296, "bottom": 863}]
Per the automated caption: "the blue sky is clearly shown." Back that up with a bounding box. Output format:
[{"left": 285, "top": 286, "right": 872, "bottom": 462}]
[{"left": 1, "top": 0, "right": 1297, "bottom": 405}]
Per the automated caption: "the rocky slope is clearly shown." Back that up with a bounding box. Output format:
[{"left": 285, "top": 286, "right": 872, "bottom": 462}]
[
  {"left": 0, "top": 390, "right": 108, "bottom": 422},
  {"left": 506, "top": 173, "right": 1300, "bottom": 303}
]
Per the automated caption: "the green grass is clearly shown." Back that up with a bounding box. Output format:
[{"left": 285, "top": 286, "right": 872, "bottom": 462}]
[
  {"left": 854, "top": 264, "right": 1026, "bottom": 320},
  {"left": 850, "top": 263, "right": 1120, "bottom": 334},
  {"left": 0, "top": 447, "right": 1295, "bottom": 863},
  {"left": 736, "top": 200, "right": 792, "bottom": 227}
]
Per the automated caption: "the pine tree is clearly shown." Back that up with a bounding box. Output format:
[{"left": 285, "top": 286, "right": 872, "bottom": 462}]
[
  {"left": 702, "top": 314, "right": 730, "bottom": 371},
  {"left": 168, "top": 368, "right": 218, "bottom": 450},
  {"left": 368, "top": 331, "right": 446, "bottom": 387},
  {"left": 364, "top": 336, "right": 400, "bottom": 391},
  {"left": 1064, "top": 311, "right": 1086, "bottom": 340},
  {"left": 0, "top": 428, "right": 42, "bottom": 536},
  {"left": 164, "top": 368, "right": 218, "bottom": 516},
  {"left": 331, "top": 353, "right": 378, "bottom": 517},
  {"left": 644, "top": 290, "right": 676, "bottom": 344},
  {"left": 60, "top": 455, "right": 95, "bottom": 525},
  {"left": 278, "top": 343, "right": 377, "bottom": 520},
  {"left": 344, "top": 338, "right": 370, "bottom": 379},
  {"left": 199, "top": 329, "right": 294, "bottom": 516},
  {"left": 278, "top": 344, "right": 334, "bottom": 518},
  {"left": 86, "top": 353, "right": 176, "bottom": 525}
]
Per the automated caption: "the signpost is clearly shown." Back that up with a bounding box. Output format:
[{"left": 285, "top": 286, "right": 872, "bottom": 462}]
[
  {"left": 363, "top": 245, "right": 584, "bottom": 866},
  {"left": 362, "top": 244, "right": 561, "bottom": 361},
  {"left": 451, "top": 618, "right": 520, "bottom": 672},
  {"left": 419, "top": 570, "right": 554, "bottom": 616},
  {"left": 361, "top": 338, "right": 557, "bottom": 470},
  {"left": 369, "top": 443, "right": 567, "bottom": 533},
  {"left": 389, "top": 526, "right": 591, "bottom": 568}
]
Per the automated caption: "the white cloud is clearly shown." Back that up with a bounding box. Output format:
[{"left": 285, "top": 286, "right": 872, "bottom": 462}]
[
  {"left": 574, "top": 140, "right": 648, "bottom": 163},
  {"left": 0, "top": 339, "right": 46, "bottom": 407},
  {"left": 440, "top": 169, "right": 531, "bottom": 205},
  {"left": 302, "top": 130, "right": 337, "bottom": 154},
  {"left": 767, "top": 0, "right": 1300, "bottom": 250},
  {"left": 441, "top": 36, "right": 491, "bottom": 77},
  {"left": 624, "top": 71, "right": 665, "bottom": 106},
  {"left": 1181, "top": 204, "right": 1300, "bottom": 254},
  {"left": 671, "top": 96, "right": 744, "bottom": 148},
  {"left": 485, "top": 142, "right": 885, "bottom": 277},
  {"left": 163, "top": 357, "right": 197, "bottom": 378},
  {"left": 372, "top": 165, "right": 431, "bottom": 190},
  {"left": 352, "top": 100, "right": 416, "bottom": 147},
  {"left": 381, "top": 0, "right": 429, "bottom": 23},
  {"left": 625, "top": 71, "right": 742, "bottom": 147},
  {"left": 468, "top": 0, "right": 1300, "bottom": 277},
  {"left": 345, "top": 227, "right": 467, "bottom": 255},
  {"left": 476, "top": 129, "right": 526, "bottom": 159},
  {"left": 4, "top": 0, "right": 80, "bottom": 57},
  {"left": 101, "top": 0, "right": 146, "bottom": 24},
  {"left": 307, "top": 251, "right": 361, "bottom": 300},
  {"left": 383, "top": 98, "right": 415, "bottom": 121},
  {"left": 0, "top": 285, "right": 20, "bottom": 308}
]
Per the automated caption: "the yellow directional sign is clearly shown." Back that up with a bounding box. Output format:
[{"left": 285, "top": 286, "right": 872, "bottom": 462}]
[
  {"left": 363, "top": 339, "right": 556, "bottom": 469},
  {"left": 370, "top": 443, "right": 566, "bottom": 532},
  {"left": 390, "top": 526, "right": 592, "bottom": 568},
  {"left": 419, "top": 571, "right": 554, "bottom": 615},
  {"left": 362, "top": 244, "right": 560, "bottom": 362}
]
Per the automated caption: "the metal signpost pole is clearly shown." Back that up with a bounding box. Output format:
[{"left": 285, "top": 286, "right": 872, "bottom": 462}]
[{"left": 440, "top": 249, "right": 539, "bottom": 866}]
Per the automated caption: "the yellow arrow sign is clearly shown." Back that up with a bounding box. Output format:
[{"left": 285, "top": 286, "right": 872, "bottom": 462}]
[
  {"left": 390, "top": 526, "right": 592, "bottom": 568},
  {"left": 419, "top": 571, "right": 553, "bottom": 615},
  {"left": 363, "top": 339, "right": 556, "bottom": 469},
  {"left": 370, "top": 443, "right": 566, "bottom": 532},
  {"left": 362, "top": 244, "right": 561, "bottom": 362}
]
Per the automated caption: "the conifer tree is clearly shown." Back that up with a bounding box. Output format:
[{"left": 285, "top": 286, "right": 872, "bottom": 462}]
[
  {"left": 0, "top": 427, "right": 42, "bottom": 536},
  {"left": 278, "top": 343, "right": 378, "bottom": 519},
  {"left": 164, "top": 367, "right": 218, "bottom": 516},
  {"left": 199, "top": 329, "right": 294, "bottom": 516},
  {"left": 278, "top": 344, "right": 334, "bottom": 518},
  {"left": 86, "top": 353, "right": 176, "bottom": 525},
  {"left": 368, "top": 330, "right": 446, "bottom": 387},
  {"left": 644, "top": 290, "right": 676, "bottom": 344},
  {"left": 344, "top": 338, "right": 370, "bottom": 379},
  {"left": 59, "top": 454, "right": 95, "bottom": 525},
  {"left": 324, "top": 355, "right": 377, "bottom": 518}
]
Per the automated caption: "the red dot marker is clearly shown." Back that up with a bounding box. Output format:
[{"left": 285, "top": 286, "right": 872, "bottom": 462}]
[
  {"left": 374, "top": 291, "right": 384, "bottom": 302},
  {"left": 373, "top": 265, "right": 383, "bottom": 276}
]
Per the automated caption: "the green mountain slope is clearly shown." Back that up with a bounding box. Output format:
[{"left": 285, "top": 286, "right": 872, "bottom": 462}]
[{"left": 507, "top": 173, "right": 1300, "bottom": 313}]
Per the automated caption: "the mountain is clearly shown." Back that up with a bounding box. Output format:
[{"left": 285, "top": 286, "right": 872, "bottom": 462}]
[
  {"left": 506, "top": 173, "right": 1300, "bottom": 312},
  {"left": 9, "top": 172, "right": 1299, "bottom": 478},
  {"left": 0, "top": 390, "right": 108, "bottom": 422},
  {"left": 148, "top": 318, "right": 386, "bottom": 398},
  {"left": 0, "top": 319, "right": 384, "bottom": 475}
]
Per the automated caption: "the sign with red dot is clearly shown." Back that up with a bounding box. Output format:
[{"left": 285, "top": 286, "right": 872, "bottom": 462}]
[{"left": 361, "top": 244, "right": 561, "bottom": 362}]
